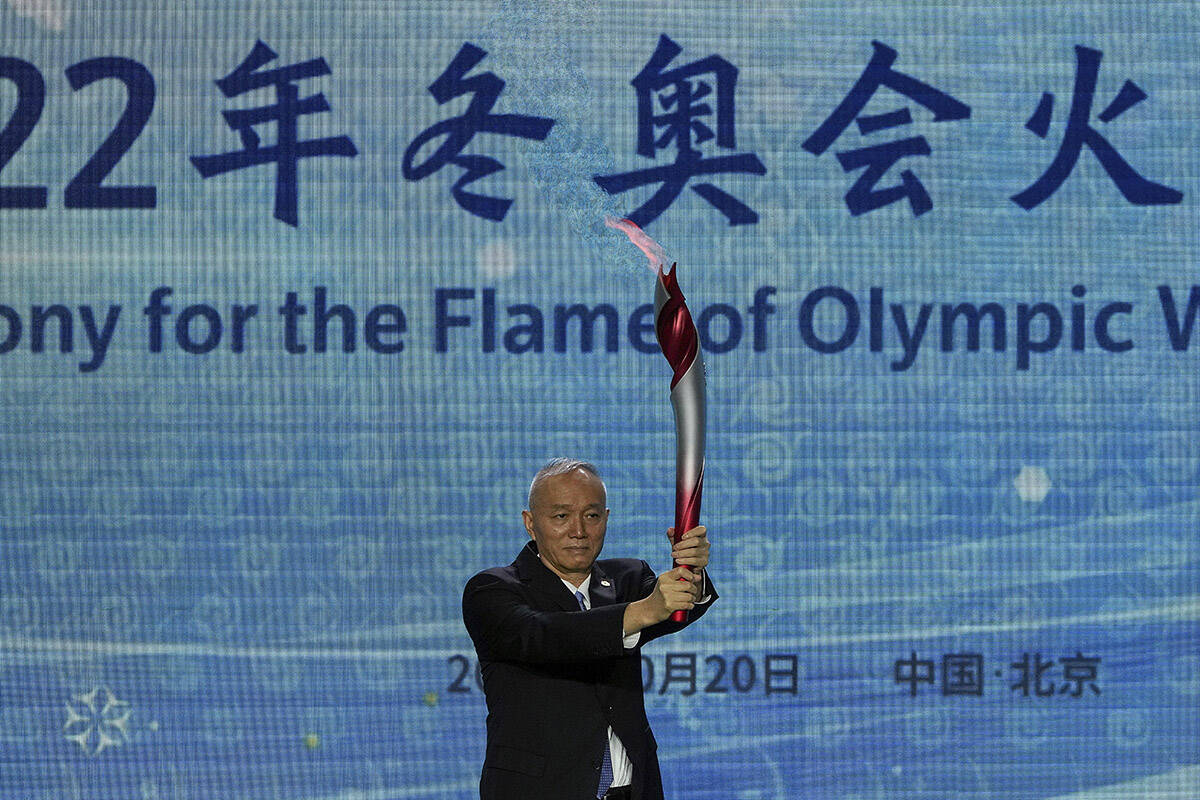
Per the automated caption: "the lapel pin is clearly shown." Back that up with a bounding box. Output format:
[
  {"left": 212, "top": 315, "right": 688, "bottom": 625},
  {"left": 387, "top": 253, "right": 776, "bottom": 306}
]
[{"left": 600, "top": 580, "right": 611, "bottom": 587}]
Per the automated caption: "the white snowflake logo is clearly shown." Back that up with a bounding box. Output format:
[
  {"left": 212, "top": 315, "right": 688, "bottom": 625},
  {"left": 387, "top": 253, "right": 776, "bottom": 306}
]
[{"left": 63, "top": 686, "right": 131, "bottom": 755}]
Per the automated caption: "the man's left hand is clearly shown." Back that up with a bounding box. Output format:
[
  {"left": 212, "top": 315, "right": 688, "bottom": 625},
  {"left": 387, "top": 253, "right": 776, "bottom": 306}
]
[{"left": 668, "top": 525, "right": 709, "bottom": 571}]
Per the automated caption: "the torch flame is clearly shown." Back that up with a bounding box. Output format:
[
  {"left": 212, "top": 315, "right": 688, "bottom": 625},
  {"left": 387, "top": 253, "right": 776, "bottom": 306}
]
[{"left": 605, "top": 215, "right": 668, "bottom": 274}]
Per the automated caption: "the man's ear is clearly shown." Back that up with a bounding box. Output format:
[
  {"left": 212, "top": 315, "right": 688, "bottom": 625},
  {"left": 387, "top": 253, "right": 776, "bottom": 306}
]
[{"left": 522, "top": 509, "right": 535, "bottom": 539}]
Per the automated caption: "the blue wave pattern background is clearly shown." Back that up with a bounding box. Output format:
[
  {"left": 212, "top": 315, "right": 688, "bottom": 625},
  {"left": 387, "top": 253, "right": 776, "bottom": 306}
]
[{"left": 0, "top": 1, "right": 1197, "bottom": 798}]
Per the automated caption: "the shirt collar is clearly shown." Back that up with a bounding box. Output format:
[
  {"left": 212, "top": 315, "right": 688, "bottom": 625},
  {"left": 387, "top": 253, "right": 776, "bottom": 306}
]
[{"left": 557, "top": 571, "right": 592, "bottom": 607}]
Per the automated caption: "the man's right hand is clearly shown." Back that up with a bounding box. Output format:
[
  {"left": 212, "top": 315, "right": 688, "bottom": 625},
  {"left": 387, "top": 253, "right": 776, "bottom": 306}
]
[{"left": 623, "top": 567, "right": 701, "bottom": 634}]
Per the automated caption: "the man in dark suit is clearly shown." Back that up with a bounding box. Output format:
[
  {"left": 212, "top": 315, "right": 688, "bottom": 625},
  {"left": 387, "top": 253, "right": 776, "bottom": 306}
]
[{"left": 462, "top": 458, "right": 715, "bottom": 800}]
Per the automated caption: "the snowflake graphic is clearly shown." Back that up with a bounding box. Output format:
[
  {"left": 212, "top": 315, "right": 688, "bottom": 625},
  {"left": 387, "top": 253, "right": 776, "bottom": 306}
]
[{"left": 63, "top": 686, "right": 131, "bottom": 755}]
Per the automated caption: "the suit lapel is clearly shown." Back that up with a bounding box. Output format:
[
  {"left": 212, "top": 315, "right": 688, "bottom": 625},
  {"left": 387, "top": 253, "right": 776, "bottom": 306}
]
[
  {"left": 514, "top": 541, "right": 581, "bottom": 612},
  {"left": 589, "top": 562, "right": 618, "bottom": 608}
]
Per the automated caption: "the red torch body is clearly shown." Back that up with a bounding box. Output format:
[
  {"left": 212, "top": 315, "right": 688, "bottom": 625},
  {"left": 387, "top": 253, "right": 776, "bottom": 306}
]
[
  {"left": 603, "top": 216, "right": 707, "bottom": 624},
  {"left": 654, "top": 264, "right": 707, "bottom": 622}
]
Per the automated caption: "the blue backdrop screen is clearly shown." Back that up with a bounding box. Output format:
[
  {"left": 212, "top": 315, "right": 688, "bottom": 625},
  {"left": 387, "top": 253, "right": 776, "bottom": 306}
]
[{"left": 0, "top": 1, "right": 1196, "bottom": 798}]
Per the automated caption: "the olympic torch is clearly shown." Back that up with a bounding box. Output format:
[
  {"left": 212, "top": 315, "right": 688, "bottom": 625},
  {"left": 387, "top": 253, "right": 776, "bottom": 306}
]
[{"left": 605, "top": 217, "right": 706, "bottom": 622}]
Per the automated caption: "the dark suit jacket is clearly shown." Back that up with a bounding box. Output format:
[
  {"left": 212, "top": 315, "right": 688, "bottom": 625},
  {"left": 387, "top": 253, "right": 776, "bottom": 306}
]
[{"left": 462, "top": 540, "right": 716, "bottom": 800}]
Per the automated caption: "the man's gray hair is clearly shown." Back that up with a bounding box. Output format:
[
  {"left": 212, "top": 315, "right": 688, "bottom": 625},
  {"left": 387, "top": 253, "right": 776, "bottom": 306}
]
[{"left": 527, "top": 458, "right": 604, "bottom": 509}]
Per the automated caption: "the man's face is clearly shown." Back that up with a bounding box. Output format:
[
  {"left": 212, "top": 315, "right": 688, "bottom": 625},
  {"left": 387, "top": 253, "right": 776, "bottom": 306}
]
[{"left": 522, "top": 468, "right": 609, "bottom": 584}]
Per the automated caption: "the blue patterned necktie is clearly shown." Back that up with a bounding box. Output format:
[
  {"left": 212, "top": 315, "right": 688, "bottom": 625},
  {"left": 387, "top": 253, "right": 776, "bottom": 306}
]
[{"left": 575, "top": 590, "right": 614, "bottom": 798}]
